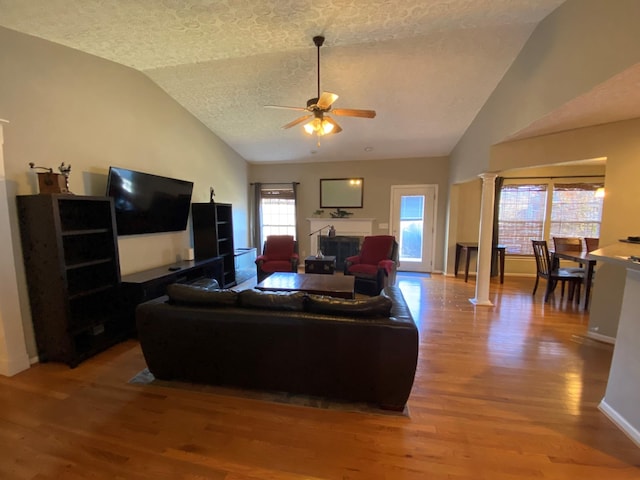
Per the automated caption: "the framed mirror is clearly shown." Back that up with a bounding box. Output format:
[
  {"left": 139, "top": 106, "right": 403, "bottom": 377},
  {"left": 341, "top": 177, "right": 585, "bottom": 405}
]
[{"left": 320, "top": 178, "right": 364, "bottom": 208}]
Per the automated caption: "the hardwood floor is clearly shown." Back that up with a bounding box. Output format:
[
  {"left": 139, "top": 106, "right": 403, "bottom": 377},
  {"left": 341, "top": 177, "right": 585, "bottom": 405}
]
[{"left": 1, "top": 274, "right": 639, "bottom": 479}]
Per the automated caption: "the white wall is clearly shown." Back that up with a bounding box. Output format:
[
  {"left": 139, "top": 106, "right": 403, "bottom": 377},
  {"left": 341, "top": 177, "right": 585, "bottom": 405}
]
[
  {"left": 249, "top": 156, "right": 450, "bottom": 272},
  {"left": 0, "top": 27, "right": 250, "bottom": 364},
  {"left": 450, "top": 0, "right": 640, "bottom": 184}
]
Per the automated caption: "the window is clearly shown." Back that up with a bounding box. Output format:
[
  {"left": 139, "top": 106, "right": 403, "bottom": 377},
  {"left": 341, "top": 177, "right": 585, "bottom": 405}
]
[
  {"left": 549, "top": 183, "right": 603, "bottom": 238},
  {"left": 498, "top": 184, "right": 547, "bottom": 255},
  {"left": 399, "top": 195, "right": 424, "bottom": 261},
  {"left": 260, "top": 186, "right": 296, "bottom": 244},
  {"left": 498, "top": 180, "right": 604, "bottom": 255}
]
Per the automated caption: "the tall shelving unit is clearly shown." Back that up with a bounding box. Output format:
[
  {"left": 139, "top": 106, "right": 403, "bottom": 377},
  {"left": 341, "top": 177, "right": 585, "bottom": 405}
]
[
  {"left": 192, "top": 202, "right": 236, "bottom": 287},
  {"left": 17, "top": 194, "right": 124, "bottom": 367}
]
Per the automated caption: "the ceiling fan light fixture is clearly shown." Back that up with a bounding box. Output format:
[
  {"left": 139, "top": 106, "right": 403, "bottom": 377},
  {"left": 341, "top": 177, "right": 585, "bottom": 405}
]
[
  {"left": 304, "top": 117, "right": 334, "bottom": 136},
  {"left": 265, "top": 35, "right": 375, "bottom": 138}
]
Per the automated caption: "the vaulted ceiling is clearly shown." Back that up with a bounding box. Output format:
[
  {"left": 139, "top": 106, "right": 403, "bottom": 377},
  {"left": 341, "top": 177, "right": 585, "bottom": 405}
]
[{"left": 6, "top": 0, "right": 632, "bottom": 165}]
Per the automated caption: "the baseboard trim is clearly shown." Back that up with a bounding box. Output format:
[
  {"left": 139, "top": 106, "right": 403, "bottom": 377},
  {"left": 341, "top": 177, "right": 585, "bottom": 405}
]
[
  {"left": 0, "top": 355, "right": 31, "bottom": 376},
  {"left": 469, "top": 298, "right": 494, "bottom": 307},
  {"left": 586, "top": 331, "right": 616, "bottom": 345},
  {"left": 598, "top": 399, "right": 640, "bottom": 447}
]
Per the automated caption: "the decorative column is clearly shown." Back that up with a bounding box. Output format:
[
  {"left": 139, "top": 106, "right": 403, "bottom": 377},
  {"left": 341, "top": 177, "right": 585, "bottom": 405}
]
[
  {"left": 470, "top": 172, "right": 498, "bottom": 306},
  {"left": 0, "top": 119, "right": 31, "bottom": 375}
]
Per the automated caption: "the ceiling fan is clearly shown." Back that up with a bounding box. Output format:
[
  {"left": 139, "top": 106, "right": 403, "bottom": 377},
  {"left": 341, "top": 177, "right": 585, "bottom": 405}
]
[{"left": 265, "top": 35, "right": 376, "bottom": 138}]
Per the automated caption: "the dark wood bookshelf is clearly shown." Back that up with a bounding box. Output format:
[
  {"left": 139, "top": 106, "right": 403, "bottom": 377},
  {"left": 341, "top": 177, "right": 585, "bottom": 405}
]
[{"left": 17, "top": 194, "right": 123, "bottom": 367}]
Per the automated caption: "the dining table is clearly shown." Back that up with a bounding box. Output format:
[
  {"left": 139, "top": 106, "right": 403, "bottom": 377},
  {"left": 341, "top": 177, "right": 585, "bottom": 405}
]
[{"left": 552, "top": 250, "right": 597, "bottom": 310}]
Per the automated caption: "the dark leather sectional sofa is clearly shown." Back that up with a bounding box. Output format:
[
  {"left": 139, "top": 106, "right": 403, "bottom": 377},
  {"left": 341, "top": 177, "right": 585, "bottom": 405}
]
[{"left": 136, "top": 285, "right": 419, "bottom": 411}]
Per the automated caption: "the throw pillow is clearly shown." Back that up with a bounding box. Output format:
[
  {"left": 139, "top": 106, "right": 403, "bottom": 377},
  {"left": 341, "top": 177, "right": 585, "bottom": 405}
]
[
  {"left": 166, "top": 283, "right": 238, "bottom": 306},
  {"left": 305, "top": 294, "right": 392, "bottom": 318}
]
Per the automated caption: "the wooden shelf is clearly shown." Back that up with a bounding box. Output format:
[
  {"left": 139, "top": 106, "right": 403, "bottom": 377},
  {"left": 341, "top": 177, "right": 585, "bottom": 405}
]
[
  {"left": 192, "top": 203, "right": 236, "bottom": 288},
  {"left": 17, "top": 194, "right": 123, "bottom": 367}
]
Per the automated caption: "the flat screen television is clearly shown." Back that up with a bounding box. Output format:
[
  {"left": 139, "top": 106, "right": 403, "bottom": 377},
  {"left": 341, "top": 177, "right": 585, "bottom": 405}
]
[{"left": 106, "top": 166, "right": 194, "bottom": 236}]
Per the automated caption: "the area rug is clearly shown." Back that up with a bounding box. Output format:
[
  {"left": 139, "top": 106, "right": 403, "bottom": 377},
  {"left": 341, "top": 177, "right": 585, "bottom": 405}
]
[{"left": 129, "top": 368, "right": 409, "bottom": 417}]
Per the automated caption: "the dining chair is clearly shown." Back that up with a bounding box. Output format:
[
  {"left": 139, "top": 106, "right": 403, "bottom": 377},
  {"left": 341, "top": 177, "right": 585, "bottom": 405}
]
[
  {"left": 584, "top": 237, "right": 600, "bottom": 252},
  {"left": 552, "top": 236, "right": 586, "bottom": 273},
  {"left": 531, "top": 240, "right": 584, "bottom": 303},
  {"left": 553, "top": 236, "right": 583, "bottom": 253}
]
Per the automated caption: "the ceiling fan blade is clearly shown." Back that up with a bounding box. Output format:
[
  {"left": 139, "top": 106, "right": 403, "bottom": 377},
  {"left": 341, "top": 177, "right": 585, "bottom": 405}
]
[
  {"left": 331, "top": 108, "right": 377, "bottom": 118},
  {"left": 317, "top": 92, "right": 339, "bottom": 110},
  {"left": 324, "top": 116, "right": 343, "bottom": 134},
  {"left": 282, "top": 115, "right": 312, "bottom": 129},
  {"left": 265, "top": 105, "right": 308, "bottom": 111}
]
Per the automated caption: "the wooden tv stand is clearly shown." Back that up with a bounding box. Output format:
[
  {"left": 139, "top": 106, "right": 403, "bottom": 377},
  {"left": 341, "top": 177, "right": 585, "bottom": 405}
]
[{"left": 120, "top": 257, "right": 224, "bottom": 331}]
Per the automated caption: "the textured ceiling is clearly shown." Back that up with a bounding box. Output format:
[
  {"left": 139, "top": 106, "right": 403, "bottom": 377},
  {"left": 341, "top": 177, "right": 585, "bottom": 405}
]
[{"left": 0, "top": 0, "right": 581, "bottom": 163}]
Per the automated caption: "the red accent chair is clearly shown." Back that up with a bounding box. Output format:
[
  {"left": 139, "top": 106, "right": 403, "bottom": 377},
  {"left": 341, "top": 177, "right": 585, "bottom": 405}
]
[
  {"left": 344, "top": 235, "right": 398, "bottom": 296},
  {"left": 255, "top": 235, "right": 299, "bottom": 282}
]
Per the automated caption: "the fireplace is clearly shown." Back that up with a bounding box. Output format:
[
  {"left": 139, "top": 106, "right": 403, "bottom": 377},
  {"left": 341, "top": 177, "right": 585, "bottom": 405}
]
[
  {"left": 307, "top": 217, "right": 374, "bottom": 262},
  {"left": 319, "top": 235, "right": 361, "bottom": 270}
]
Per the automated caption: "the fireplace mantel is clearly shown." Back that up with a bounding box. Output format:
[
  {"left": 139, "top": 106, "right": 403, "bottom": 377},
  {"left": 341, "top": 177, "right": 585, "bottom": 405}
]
[{"left": 307, "top": 217, "right": 374, "bottom": 257}]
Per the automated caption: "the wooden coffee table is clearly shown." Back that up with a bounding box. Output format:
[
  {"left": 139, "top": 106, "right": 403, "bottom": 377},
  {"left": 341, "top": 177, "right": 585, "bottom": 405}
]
[{"left": 255, "top": 272, "right": 355, "bottom": 299}]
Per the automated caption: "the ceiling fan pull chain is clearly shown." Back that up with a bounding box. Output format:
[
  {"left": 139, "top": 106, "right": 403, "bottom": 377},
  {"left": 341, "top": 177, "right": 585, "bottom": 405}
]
[{"left": 316, "top": 37, "right": 321, "bottom": 98}]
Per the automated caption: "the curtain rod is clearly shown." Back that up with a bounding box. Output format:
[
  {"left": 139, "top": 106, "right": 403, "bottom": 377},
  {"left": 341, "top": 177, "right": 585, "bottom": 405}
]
[
  {"left": 250, "top": 182, "right": 300, "bottom": 185},
  {"left": 502, "top": 175, "right": 604, "bottom": 180}
]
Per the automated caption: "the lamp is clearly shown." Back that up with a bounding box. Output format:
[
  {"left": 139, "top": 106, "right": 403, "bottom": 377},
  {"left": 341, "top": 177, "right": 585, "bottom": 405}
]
[
  {"left": 595, "top": 187, "right": 605, "bottom": 198},
  {"left": 309, "top": 224, "right": 333, "bottom": 258}
]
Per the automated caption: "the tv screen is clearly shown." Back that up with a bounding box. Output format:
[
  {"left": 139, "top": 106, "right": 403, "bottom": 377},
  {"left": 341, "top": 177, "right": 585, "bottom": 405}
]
[{"left": 106, "top": 166, "right": 194, "bottom": 236}]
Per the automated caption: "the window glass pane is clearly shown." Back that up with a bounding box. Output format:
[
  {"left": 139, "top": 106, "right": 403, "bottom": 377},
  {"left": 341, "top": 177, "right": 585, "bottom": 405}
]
[
  {"left": 498, "top": 184, "right": 547, "bottom": 255},
  {"left": 400, "top": 196, "right": 424, "bottom": 220},
  {"left": 261, "top": 189, "right": 296, "bottom": 245},
  {"left": 550, "top": 183, "right": 604, "bottom": 239},
  {"left": 399, "top": 196, "right": 425, "bottom": 262}
]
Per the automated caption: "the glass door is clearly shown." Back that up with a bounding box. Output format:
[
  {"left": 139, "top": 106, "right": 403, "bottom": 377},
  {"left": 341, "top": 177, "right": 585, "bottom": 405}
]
[{"left": 390, "top": 185, "right": 437, "bottom": 272}]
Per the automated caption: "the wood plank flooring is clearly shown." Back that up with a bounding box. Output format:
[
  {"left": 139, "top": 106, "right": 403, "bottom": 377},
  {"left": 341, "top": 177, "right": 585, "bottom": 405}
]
[{"left": 1, "top": 274, "right": 639, "bottom": 479}]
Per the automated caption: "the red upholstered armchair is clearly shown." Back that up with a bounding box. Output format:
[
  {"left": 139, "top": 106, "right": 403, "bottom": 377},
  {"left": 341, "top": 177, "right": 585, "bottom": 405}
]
[
  {"left": 344, "top": 235, "right": 398, "bottom": 296},
  {"left": 255, "top": 235, "right": 299, "bottom": 282}
]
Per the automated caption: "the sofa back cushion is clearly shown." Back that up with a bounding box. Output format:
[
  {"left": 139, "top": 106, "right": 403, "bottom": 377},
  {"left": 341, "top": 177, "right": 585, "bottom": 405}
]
[
  {"left": 239, "top": 289, "right": 306, "bottom": 311},
  {"left": 305, "top": 294, "right": 392, "bottom": 318},
  {"left": 166, "top": 283, "right": 239, "bottom": 306}
]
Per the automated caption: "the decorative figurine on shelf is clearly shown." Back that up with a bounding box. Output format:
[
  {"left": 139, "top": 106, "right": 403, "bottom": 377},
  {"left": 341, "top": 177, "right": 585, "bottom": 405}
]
[
  {"left": 210, "top": 187, "right": 216, "bottom": 203},
  {"left": 330, "top": 208, "right": 353, "bottom": 218},
  {"left": 328, "top": 225, "right": 336, "bottom": 237},
  {"left": 58, "top": 162, "right": 72, "bottom": 193},
  {"left": 29, "top": 162, "right": 70, "bottom": 194}
]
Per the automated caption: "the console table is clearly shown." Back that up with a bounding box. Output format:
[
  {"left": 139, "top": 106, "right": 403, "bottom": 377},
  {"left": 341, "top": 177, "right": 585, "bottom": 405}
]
[
  {"left": 454, "top": 242, "right": 506, "bottom": 283},
  {"left": 120, "top": 257, "right": 223, "bottom": 329}
]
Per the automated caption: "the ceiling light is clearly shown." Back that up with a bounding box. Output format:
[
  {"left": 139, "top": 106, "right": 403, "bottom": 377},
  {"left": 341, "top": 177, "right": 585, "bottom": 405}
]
[{"left": 304, "top": 117, "right": 334, "bottom": 136}]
